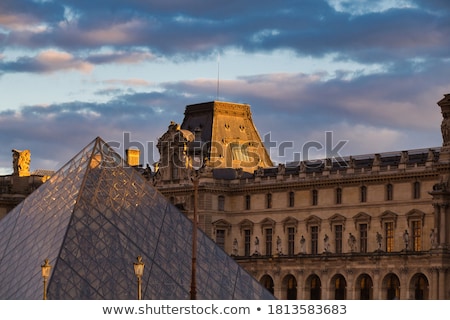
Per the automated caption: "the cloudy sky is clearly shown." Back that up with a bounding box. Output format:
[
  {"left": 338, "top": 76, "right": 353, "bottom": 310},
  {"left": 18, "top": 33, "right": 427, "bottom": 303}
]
[{"left": 1, "top": 0, "right": 449, "bottom": 174}]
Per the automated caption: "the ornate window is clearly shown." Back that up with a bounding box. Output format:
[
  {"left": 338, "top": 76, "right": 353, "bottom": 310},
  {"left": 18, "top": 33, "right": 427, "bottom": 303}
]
[
  {"left": 335, "top": 225, "right": 343, "bottom": 254},
  {"left": 353, "top": 212, "right": 371, "bottom": 230},
  {"left": 212, "top": 219, "right": 231, "bottom": 250},
  {"left": 359, "top": 223, "right": 368, "bottom": 253},
  {"left": 215, "top": 229, "right": 225, "bottom": 249},
  {"left": 407, "top": 209, "right": 425, "bottom": 251},
  {"left": 380, "top": 210, "right": 397, "bottom": 252},
  {"left": 311, "top": 226, "right": 319, "bottom": 254},
  {"left": 239, "top": 219, "right": 254, "bottom": 256},
  {"left": 265, "top": 228, "right": 273, "bottom": 256},
  {"left": 287, "top": 227, "right": 295, "bottom": 256},
  {"left": 329, "top": 213, "right": 346, "bottom": 254},
  {"left": 282, "top": 216, "right": 298, "bottom": 256},
  {"left": 244, "top": 229, "right": 251, "bottom": 256},
  {"left": 411, "top": 221, "right": 422, "bottom": 251},
  {"left": 385, "top": 222, "right": 394, "bottom": 252}
]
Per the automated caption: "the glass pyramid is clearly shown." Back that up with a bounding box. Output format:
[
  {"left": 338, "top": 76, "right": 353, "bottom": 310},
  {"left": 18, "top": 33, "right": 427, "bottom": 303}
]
[{"left": 0, "top": 137, "right": 274, "bottom": 300}]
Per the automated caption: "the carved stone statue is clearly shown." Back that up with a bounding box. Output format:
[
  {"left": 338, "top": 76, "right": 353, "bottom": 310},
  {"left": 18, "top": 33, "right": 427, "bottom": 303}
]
[
  {"left": 276, "top": 236, "right": 282, "bottom": 255},
  {"left": 376, "top": 232, "right": 383, "bottom": 251},
  {"left": 348, "top": 233, "right": 357, "bottom": 252},
  {"left": 299, "top": 235, "right": 306, "bottom": 254},
  {"left": 430, "top": 228, "right": 437, "bottom": 249},
  {"left": 441, "top": 115, "right": 450, "bottom": 146},
  {"left": 277, "top": 163, "right": 285, "bottom": 175},
  {"left": 373, "top": 154, "right": 381, "bottom": 166},
  {"left": 253, "top": 236, "right": 260, "bottom": 255},
  {"left": 323, "top": 234, "right": 330, "bottom": 253},
  {"left": 403, "top": 230, "right": 410, "bottom": 251},
  {"left": 232, "top": 238, "right": 238, "bottom": 256},
  {"left": 12, "top": 149, "right": 31, "bottom": 177}
]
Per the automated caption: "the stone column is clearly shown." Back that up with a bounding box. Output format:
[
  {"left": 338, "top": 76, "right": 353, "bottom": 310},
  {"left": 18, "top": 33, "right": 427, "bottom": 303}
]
[
  {"left": 438, "top": 268, "right": 447, "bottom": 299},
  {"left": 372, "top": 269, "right": 381, "bottom": 300},
  {"left": 429, "top": 267, "right": 439, "bottom": 300},
  {"left": 430, "top": 185, "right": 450, "bottom": 250}
]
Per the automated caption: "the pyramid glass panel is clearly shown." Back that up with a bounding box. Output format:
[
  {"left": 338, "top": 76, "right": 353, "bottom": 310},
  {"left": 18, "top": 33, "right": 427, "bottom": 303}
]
[{"left": 0, "top": 137, "right": 274, "bottom": 300}]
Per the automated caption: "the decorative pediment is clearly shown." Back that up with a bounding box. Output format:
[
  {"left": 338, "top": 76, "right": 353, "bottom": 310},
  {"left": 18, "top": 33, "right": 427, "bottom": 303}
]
[
  {"left": 282, "top": 216, "right": 299, "bottom": 233},
  {"left": 305, "top": 215, "right": 322, "bottom": 231},
  {"left": 328, "top": 213, "right": 346, "bottom": 231},
  {"left": 406, "top": 209, "right": 426, "bottom": 226},
  {"left": 379, "top": 210, "right": 398, "bottom": 228},
  {"left": 260, "top": 217, "right": 276, "bottom": 233},
  {"left": 212, "top": 219, "right": 232, "bottom": 235},
  {"left": 352, "top": 212, "right": 371, "bottom": 229},
  {"left": 239, "top": 219, "right": 254, "bottom": 235}
]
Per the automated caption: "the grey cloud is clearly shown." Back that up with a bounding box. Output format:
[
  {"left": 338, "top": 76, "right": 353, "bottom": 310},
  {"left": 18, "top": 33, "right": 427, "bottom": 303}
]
[
  {"left": 0, "top": 64, "right": 445, "bottom": 173},
  {"left": 2, "top": 0, "right": 449, "bottom": 66}
]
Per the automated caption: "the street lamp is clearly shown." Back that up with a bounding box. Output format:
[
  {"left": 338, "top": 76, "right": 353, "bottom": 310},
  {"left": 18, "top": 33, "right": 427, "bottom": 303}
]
[
  {"left": 190, "top": 158, "right": 201, "bottom": 300},
  {"left": 41, "top": 258, "right": 52, "bottom": 300},
  {"left": 133, "top": 255, "right": 145, "bottom": 300}
]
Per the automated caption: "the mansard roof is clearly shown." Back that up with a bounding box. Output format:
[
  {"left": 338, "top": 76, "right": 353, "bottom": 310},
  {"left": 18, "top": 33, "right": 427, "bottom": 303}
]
[{"left": 209, "top": 147, "right": 440, "bottom": 180}]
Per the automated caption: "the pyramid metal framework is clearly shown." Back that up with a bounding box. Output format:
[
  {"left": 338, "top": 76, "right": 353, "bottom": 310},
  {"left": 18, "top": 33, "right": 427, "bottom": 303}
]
[{"left": 0, "top": 137, "right": 274, "bottom": 300}]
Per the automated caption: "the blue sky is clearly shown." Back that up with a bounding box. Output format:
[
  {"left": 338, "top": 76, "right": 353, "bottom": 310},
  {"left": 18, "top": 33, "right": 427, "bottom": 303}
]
[{"left": 1, "top": 0, "right": 449, "bottom": 174}]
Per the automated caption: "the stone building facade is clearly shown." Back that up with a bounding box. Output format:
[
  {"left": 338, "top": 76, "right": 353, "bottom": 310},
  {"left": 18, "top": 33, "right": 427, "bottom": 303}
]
[{"left": 154, "top": 96, "right": 450, "bottom": 300}]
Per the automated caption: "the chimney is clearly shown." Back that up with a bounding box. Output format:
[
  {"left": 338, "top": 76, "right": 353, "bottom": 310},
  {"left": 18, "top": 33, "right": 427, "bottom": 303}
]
[{"left": 126, "top": 149, "right": 140, "bottom": 167}]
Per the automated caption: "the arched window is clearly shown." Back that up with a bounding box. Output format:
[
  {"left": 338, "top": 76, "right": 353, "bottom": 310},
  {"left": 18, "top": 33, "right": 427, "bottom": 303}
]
[
  {"left": 359, "top": 274, "right": 373, "bottom": 300},
  {"left": 283, "top": 275, "right": 297, "bottom": 300},
  {"left": 309, "top": 275, "right": 321, "bottom": 300},
  {"left": 412, "top": 274, "right": 429, "bottom": 300},
  {"left": 385, "top": 273, "right": 400, "bottom": 300},
  {"left": 260, "top": 275, "right": 274, "bottom": 295},
  {"left": 333, "top": 275, "right": 347, "bottom": 300}
]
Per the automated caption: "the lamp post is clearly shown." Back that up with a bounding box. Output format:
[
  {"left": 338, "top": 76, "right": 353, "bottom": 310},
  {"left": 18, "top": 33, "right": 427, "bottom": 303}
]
[
  {"left": 133, "top": 255, "right": 145, "bottom": 300},
  {"left": 190, "top": 160, "right": 201, "bottom": 300},
  {"left": 41, "top": 258, "right": 52, "bottom": 300}
]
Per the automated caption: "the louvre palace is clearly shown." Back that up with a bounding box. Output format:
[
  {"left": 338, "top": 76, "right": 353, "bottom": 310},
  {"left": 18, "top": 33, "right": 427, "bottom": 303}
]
[
  {"left": 1, "top": 94, "right": 450, "bottom": 300},
  {"left": 152, "top": 95, "right": 450, "bottom": 300}
]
